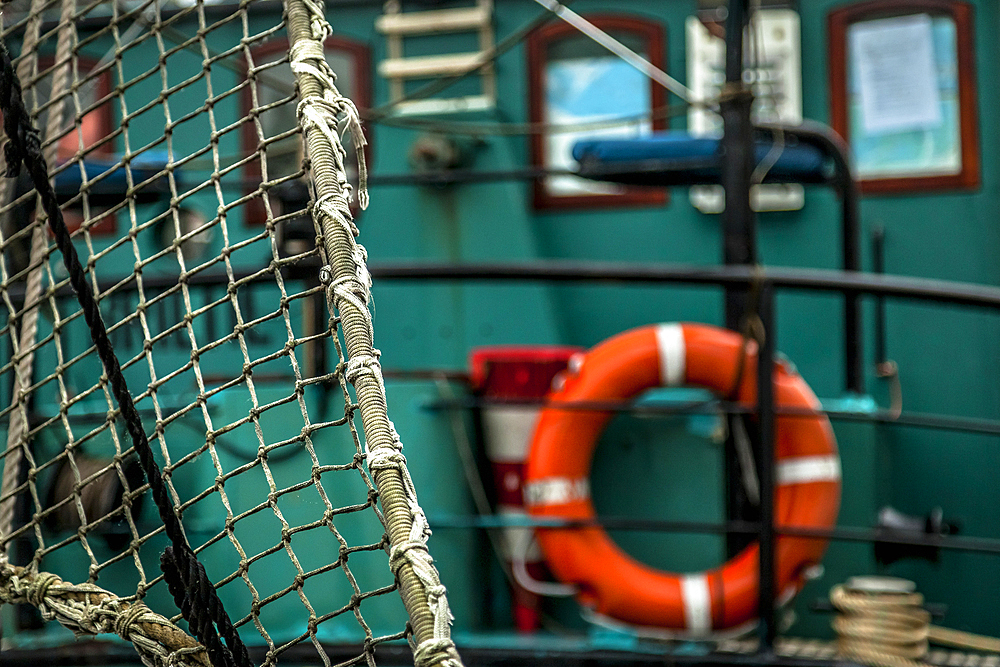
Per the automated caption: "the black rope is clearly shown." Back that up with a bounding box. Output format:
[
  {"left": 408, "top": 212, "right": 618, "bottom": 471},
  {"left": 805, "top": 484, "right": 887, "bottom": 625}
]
[{"left": 0, "top": 38, "right": 251, "bottom": 667}]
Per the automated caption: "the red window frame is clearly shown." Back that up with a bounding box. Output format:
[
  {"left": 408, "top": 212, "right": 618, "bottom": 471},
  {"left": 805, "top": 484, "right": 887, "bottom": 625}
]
[
  {"left": 241, "top": 36, "right": 371, "bottom": 226},
  {"left": 828, "top": 0, "right": 979, "bottom": 194},
  {"left": 527, "top": 15, "right": 668, "bottom": 210},
  {"left": 36, "top": 55, "right": 116, "bottom": 235}
]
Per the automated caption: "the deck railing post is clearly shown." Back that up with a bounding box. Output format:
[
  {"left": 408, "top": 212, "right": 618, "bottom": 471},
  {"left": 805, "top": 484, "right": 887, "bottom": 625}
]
[{"left": 755, "top": 281, "right": 777, "bottom": 652}]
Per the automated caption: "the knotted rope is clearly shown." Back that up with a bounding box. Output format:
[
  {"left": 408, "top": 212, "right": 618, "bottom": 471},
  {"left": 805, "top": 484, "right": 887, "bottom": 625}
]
[
  {"left": 0, "top": 35, "right": 251, "bottom": 667},
  {"left": 0, "top": 0, "right": 77, "bottom": 559},
  {"left": 0, "top": 562, "right": 210, "bottom": 667},
  {"left": 285, "top": 0, "right": 463, "bottom": 664},
  {"left": 289, "top": 1, "right": 368, "bottom": 211}
]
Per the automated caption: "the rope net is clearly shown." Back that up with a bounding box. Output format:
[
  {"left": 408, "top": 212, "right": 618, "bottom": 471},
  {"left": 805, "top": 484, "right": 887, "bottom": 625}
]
[{"left": 0, "top": 1, "right": 459, "bottom": 666}]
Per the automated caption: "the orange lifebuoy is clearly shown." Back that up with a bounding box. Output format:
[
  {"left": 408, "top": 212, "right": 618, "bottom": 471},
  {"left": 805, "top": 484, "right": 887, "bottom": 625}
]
[{"left": 523, "top": 323, "right": 840, "bottom": 634}]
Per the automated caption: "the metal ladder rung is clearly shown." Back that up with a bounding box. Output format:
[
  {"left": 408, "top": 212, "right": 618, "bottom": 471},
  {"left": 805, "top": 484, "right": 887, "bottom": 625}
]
[
  {"left": 379, "top": 52, "right": 486, "bottom": 79},
  {"left": 376, "top": 5, "right": 490, "bottom": 35}
]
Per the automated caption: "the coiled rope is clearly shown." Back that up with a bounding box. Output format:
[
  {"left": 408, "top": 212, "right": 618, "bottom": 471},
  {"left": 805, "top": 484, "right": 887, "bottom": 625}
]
[{"left": 831, "top": 579, "right": 930, "bottom": 667}]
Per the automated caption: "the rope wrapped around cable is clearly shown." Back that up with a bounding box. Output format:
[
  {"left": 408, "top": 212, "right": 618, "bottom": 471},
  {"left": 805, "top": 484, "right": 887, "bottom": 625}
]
[
  {"left": 284, "top": 2, "right": 463, "bottom": 666},
  {"left": 0, "top": 562, "right": 209, "bottom": 667},
  {"left": 0, "top": 37, "right": 250, "bottom": 667}
]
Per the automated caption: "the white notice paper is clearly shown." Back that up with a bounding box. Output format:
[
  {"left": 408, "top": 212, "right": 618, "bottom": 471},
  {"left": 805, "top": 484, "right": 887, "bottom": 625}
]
[{"left": 850, "top": 14, "right": 941, "bottom": 135}]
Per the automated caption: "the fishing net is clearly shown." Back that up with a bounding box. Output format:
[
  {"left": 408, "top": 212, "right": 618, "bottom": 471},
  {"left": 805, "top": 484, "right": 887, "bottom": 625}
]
[{"left": 0, "top": 1, "right": 460, "bottom": 666}]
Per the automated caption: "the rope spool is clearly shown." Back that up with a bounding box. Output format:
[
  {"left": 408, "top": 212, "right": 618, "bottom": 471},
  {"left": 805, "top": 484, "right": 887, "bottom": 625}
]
[{"left": 831, "top": 576, "right": 930, "bottom": 667}]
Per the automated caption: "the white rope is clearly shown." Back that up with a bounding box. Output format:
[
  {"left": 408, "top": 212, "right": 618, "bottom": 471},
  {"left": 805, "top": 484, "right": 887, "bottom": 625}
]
[
  {"left": 372, "top": 424, "right": 460, "bottom": 667},
  {"left": 0, "top": 563, "right": 209, "bottom": 667},
  {"left": 0, "top": 0, "right": 77, "bottom": 559},
  {"left": 290, "top": 25, "right": 369, "bottom": 210},
  {"left": 291, "top": 1, "right": 461, "bottom": 665},
  {"left": 530, "top": 0, "right": 696, "bottom": 104}
]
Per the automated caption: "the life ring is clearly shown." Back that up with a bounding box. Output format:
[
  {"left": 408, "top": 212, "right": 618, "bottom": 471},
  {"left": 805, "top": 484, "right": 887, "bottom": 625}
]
[{"left": 523, "top": 322, "right": 840, "bottom": 634}]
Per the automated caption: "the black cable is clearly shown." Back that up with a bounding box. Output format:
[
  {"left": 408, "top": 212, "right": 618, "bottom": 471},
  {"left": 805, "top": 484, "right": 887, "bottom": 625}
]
[{"left": 0, "top": 38, "right": 251, "bottom": 667}]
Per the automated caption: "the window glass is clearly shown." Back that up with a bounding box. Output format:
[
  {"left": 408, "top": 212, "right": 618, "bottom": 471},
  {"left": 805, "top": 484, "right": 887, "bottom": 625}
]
[
  {"left": 528, "top": 17, "right": 666, "bottom": 209},
  {"left": 847, "top": 14, "right": 960, "bottom": 178},
  {"left": 543, "top": 31, "right": 651, "bottom": 197}
]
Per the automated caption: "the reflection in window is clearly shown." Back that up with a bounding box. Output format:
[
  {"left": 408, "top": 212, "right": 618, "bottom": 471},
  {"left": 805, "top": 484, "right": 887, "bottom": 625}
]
[{"left": 528, "top": 17, "right": 666, "bottom": 209}]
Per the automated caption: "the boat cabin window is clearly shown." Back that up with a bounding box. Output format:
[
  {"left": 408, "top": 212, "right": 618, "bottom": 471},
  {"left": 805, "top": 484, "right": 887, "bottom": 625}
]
[
  {"left": 35, "top": 57, "right": 114, "bottom": 162},
  {"left": 828, "top": 0, "right": 979, "bottom": 193},
  {"left": 30, "top": 56, "right": 116, "bottom": 235},
  {"left": 527, "top": 16, "right": 667, "bottom": 209},
  {"left": 243, "top": 37, "right": 370, "bottom": 225}
]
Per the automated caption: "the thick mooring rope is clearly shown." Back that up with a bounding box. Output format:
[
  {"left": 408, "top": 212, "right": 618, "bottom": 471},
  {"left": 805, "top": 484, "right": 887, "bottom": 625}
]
[
  {"left": 831, "top": 583, "right": 930, "bottom": 667},
  {"left": 0, "top": 37, "right": 250, "bottom": 667},
  {"left": 0, "top": 0, "right": 76, "bottom": 558},
  {"left": 0, "top": 562, "right": 210, "bottom": 667},
  {"left": 284, "top": 2, "right": 463, "bottom": 666}
]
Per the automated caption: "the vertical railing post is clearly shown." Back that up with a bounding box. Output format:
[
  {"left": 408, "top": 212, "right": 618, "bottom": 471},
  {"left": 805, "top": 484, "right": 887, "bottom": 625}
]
[
  {"left": 721, "top": 0, "right": 760, "bottom": 559},
  {"left": 755, "top": 281, "right": 777, "bottom": 652},
  {"left": 840, "top": 160, "right": 864, "bottom": 394}
]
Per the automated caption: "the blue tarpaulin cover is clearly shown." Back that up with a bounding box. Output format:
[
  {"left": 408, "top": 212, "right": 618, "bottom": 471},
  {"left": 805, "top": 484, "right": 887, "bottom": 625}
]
[
  {"left": 572, "top": 131, "right": 829, "bottom": 184},
  {"left": 52, "top": 151, "right": 172, "bottom": 198}
]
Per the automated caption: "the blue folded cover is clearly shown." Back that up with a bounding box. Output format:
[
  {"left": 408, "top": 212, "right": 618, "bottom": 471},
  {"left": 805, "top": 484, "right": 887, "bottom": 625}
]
[
  {"left": 572, "top": 131, "right": 827, "bottom": 179},
  {"left": 53, "top": 151, "right": 172, "bottom": 195}
]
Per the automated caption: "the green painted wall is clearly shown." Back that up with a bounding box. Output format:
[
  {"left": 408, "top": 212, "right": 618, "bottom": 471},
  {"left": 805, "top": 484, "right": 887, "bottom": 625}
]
[{"left": 349, "top": 0, "right": 1000, "bottom": 638}]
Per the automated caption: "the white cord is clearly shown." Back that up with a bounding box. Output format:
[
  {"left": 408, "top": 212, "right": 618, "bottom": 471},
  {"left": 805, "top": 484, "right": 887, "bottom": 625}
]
[{"left": 531, "top": 0, "right": 697, "bottom": 104}]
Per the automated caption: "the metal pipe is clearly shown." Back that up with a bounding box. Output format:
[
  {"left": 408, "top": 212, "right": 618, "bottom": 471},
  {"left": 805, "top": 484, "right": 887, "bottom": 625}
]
[
  {"left": 873, "top": 226, "right": 887, "bottom": 365},
  {"left": 756, "top": 122, "right": 863, "bottom": 393},
  {"left": 364, "top": 261, "right": 1000, "bottom": 311},
  {"left": 19, "top": 261, "right": 1000, "bottom": 312},
  {"left": 422, "top": 395, "right": 1000, "bottom": 438},
  {"left": 422, "top": 515, "right": 1000, "bottom": 557},
  {"left": 755, "top": 283, "right": 776, "bottom": 650},
  {"left": 721, "top": 0, "right": 757, "bottom": 322}
]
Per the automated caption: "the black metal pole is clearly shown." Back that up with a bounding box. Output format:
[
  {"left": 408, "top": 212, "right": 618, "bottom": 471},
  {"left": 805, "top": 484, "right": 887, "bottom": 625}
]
[
  {"left": 840, "top": 163, "right": 864, "bottom": 394},
  {"left": 721, "top": 0, "right": 757, "bottom": 289},
  {"left": 721, "top": 0, "right": 759, "bottom": 558},
  {"left": 873, "top": 226, "right": 887, "bottom": 365},
  {"left": 755, "top": 283, "right": 777, "bottom": 651},
  {"left": 754, "top": 121, "right": 864, "bottom": 393}
]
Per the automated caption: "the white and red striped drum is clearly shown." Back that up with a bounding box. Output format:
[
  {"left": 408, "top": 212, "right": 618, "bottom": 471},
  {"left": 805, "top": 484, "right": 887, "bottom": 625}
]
[{"left": 469, "top": 346, "right": 582, "bottom": 632}]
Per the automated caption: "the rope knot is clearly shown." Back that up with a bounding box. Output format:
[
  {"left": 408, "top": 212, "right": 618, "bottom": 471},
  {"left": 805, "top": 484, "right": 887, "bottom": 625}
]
[
  {"left": 344, "top": 352, "right": 382, "bottom": 384},
  {"left": 288, "top": 39, "right": 326, "bottom": 64},
  {"left": 28, "top": 572, "right": 59, "bottom": 608},
  {"left": 366, "top": 447, "right": 405, "bottom": 472},
  {"left": 413, "top": 637, "right": 461, "bottom": 667},
  {"left": 389, "top": 539, "right": 427, "bottom": 575},
  {"left": 114, "top": 602, "right": 149, "bottom": 640}
]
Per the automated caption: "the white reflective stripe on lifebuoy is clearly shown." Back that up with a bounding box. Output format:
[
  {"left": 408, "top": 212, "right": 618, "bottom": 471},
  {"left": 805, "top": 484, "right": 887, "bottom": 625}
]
[
  {"left": 681, "top": 573, "right": 711, "bottom": 633},
  {"left": 655, "top": 323, "right": 686, "bottom": 387},
  {"left": 776, "top": 455, "right": 842, "bottom": 485},
  {"left": 523, "top": 477, "right": 590, "bottom": 507}
]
